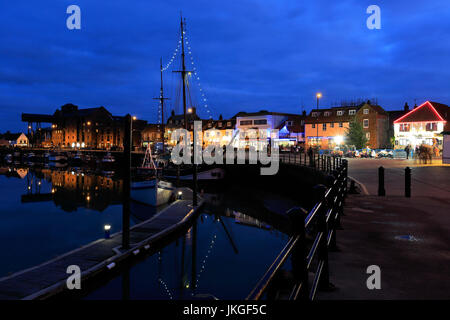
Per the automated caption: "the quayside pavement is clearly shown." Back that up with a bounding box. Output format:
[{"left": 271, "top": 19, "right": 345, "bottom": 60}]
[{"left": 319, "top": 158, "right": 450, "bottom": 299}]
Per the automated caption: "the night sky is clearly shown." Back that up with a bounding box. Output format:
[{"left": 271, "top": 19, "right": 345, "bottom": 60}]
[{"left": 1, "top": 0, "right": 449, "bottom": 132}]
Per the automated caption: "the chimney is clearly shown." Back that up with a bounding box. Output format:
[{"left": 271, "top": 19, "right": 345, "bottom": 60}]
[
  {"left": 302, "top": 110, "right": 306, "bottom": 116},
  {"left": 404, "top": 102, "right": 409, "bottom": 112}
]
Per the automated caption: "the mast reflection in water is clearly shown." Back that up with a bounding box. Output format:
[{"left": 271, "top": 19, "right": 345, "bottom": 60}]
[{"left": 84, "top": 209, "right": 288, "bottom": 300}]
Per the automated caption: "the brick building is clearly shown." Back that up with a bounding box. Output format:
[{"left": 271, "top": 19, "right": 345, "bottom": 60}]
[
  {"left": 22, "top": 104, "right": 147, "bottom": 149},
  {"left": 305, "top": 101, "right": 389, "bottom": 149}
]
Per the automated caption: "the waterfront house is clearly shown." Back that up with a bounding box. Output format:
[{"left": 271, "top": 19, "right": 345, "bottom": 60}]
[
  {"left": 305, "top": 101, "right": 389, "bottom": 149},
  {"left": 354, "top": 102, "right": 389, "bottom": 148},
  {"left": 393, "top": 101, "right": 450, "bottom": 150},
  {"left": 22, "top": 103, "right": 147, "bottom": 149},
  {"left": 234, "top": 110, "right": 305, "bottom": 149},
  {"left": 0, "top": 132, "right": 29, "bottom": 147},
  {"left": 305, "top": 106, "right": 357, "bottom": 149}
]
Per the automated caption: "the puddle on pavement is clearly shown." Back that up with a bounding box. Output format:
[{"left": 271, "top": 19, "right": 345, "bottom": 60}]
[{"left": 394, "top": 235, "right": 422, "bottom": 242}]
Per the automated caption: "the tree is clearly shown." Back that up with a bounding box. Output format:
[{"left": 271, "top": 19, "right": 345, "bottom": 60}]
[{"left": 346, "top": 120, "right": 368, "bottom": 149}]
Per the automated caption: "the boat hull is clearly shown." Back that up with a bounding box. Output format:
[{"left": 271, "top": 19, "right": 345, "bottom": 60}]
[{"left": 131, "top": 180, "right": 175, "bottom": 207}]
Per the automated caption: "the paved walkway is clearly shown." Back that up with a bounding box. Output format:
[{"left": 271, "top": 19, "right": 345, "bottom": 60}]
[{"left": 319, "top": 158, "right": 450, "bottom": 299}]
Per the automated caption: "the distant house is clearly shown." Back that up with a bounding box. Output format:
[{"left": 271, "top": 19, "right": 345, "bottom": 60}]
[
  {"left": 393, "top": 101, "right": 450, "bottom": 150},
  {"left": 234, "top": 110, "right": 305, "bottom": 149},
  {"left": 0, "top": 133, "right": 29, "bottom": 147}
]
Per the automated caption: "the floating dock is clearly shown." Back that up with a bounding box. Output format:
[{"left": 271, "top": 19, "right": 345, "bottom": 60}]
[{"left": 0, "top": 188, "right": 203, "bottom": 300}]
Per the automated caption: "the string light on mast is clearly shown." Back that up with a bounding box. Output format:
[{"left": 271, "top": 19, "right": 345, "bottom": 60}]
[{"left": 183, "top": 28, "right": 214, "bottom": 119}]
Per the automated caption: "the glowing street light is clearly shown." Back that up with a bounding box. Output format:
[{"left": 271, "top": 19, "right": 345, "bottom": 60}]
[
  {"left": 132, "top": 116, "right": 137, "bottom": 121},
  {"left": 316, "top": 92, "right": 322, "bottom": 147}
]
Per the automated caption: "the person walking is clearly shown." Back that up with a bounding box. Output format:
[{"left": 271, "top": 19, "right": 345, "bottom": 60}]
[{"left": 405, "top": 144, "right": 410, "bottom": 159}]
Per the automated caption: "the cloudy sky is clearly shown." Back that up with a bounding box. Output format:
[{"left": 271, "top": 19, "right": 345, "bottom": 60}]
[{"left": 1, "top": 0, "right": 449, "bottom": 131}]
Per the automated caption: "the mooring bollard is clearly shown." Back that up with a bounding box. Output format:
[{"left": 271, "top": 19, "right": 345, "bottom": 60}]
[
  {"left": 378, "top": 166, "right": 385, "bottom": 196},
  {"left": 405, "top": 167, "right": 411, "bottom": 198}
]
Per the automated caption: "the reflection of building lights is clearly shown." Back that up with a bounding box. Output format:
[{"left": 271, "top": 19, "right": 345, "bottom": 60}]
[
  {"left": 87, "top": 121, "right": 91, "bottom": 126},
  {"left": 51, "top": 188, "right": 55, "bottom": 193},
  {"left": 28, "top": 186, "right": 31, "bottom": 190},
  {"left": 86, "top": 195, "right": 90, "bottom": 201}
]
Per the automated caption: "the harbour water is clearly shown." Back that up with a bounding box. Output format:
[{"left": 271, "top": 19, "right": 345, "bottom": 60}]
[
  {"left": 0, "top": 167, "right": 127, "bottom": 277},
  {"left": 0, "top": 165, "right": 292, "bottom": 299}
]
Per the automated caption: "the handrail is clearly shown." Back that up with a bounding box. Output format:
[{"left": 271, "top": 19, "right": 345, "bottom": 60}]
[{"left": 246, "top": 157, "right": 348, "bottom": 301}]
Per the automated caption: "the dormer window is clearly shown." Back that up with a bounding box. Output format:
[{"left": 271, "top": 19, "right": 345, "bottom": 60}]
[
  {"left": 337, "top": 111, "right": 343, "bottom": 116},
  {"left": 363, "top": 109, "right": 369, "bottom": 115},
  {"left": 312, "top": 112, "right": 320, "bottom": 117},
  {"left": 324, "top": 111, "right": 331, "bottom": 116},
  {"left": 349, "top": 110, "right": 356, "bottom": 115}
]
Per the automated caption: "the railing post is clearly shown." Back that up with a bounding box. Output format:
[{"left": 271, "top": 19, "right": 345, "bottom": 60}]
[
  {"left": 405, "top": 167, "right": 411, "bottom": 198},
  {"left": 378, "top": 166, "right": 385, "bottom": 196},
  {"left": 313, "top": 185, "right": 331, "bottom": 291},
  {"left": 288, "top": 207, "right": 309, "bottom": 300}
]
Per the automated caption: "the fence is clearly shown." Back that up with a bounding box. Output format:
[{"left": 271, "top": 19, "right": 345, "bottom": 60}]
[
  {"left": 279, "top": 151, "right": 344, "bottom": 173},
  {"left": 247, "top": 155, "right": 348, "bottom": 300}
]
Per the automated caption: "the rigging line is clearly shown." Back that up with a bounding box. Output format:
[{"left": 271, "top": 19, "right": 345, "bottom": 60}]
[{"left": 183, "top": 30, "right": 214, "bottom": 119}]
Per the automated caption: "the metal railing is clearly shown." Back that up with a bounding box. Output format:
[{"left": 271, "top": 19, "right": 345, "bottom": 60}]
[
  {"left": 247, "top": 157, "right": 348, "bottom": 300},
  {"left": 279, "top": 151, "right": 344, "bottom": 173}
]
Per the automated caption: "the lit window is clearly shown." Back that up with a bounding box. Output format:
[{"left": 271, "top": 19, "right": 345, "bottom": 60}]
[
  {"left": 366, "top": 132, "right": 370, "bottom": 139},
  {"left": 363, "top": 119, "right": 369, "bottom": 128},
  {"left": 349, "top": 110, "right": 356, "bottom": 115},
  {"left": 324, "top": 112, "right": 331, "bottom": 116},
  {"left": 363, "top": 109, "right": 369, "bottom": 114},
  {"left": 400, "top": 124, "right": 410, "bottom": 132}
]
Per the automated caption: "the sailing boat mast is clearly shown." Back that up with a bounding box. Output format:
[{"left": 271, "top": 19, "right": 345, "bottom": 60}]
[
  {"left": 173, "top": 15, "right": 190, "bottom": 130},
  {"left": 154, "top": 58, "right": 169, "bottom": 153}
]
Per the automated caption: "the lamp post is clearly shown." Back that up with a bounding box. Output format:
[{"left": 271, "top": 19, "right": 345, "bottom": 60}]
[{"left": 316, "top": 92, "right": 322, "bottom": 148}]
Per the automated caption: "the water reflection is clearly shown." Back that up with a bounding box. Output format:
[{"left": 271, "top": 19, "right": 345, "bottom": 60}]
[
  {"left": 84, "top": 209, "right": 288, "bottom": 300},
  {"left": 0, "top": 166, "right": 126, "bottom": 277}
]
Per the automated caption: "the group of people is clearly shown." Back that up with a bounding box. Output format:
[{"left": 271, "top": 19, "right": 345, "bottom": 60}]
[{"left": 404, "top": 144, "right": 439, "bottom": 163}]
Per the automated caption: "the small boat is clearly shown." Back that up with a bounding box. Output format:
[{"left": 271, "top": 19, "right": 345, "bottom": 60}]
[
  {"left": 131, "top": 145, "right": 176, "bottom": 207},
  {"left": 49, "top": 151, "right": 68, "bottom": 162},
  {"left": 101, "top": 152, "right": 115, "bottom": 164},
  {"left": 164, "top": 166, "right": 224, "bottom": 181},
  {"left": 70, "top": 152, "right": 84, "bottom": 166},
  {"left": 131, "top": 178, "right": 176, "bottom": 207},
  {"left": 26, "top": 152, "right": 37, "bottom": 162}
]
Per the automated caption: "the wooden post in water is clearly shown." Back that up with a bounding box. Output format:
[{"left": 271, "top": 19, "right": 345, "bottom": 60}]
[{"left": 122, "top": 114, "right": 131, "bottom": 250}]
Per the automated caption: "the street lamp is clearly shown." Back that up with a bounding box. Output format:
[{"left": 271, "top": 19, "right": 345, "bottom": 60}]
[
  {"left": 132, "top": 116, "right": 137, "bottom": 121},
  {"left": 316, "top": 92, "right": 322, "bottom": 148}
]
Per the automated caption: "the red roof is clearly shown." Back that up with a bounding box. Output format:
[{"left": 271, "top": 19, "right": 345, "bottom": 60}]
[{"left": 393, "top": 101, "right": 449, "bottom": 123}]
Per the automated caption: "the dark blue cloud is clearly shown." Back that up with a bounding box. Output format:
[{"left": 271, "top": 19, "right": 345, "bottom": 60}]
[{"left": 0, "top": 0, "right": 449, "bottom": 131}]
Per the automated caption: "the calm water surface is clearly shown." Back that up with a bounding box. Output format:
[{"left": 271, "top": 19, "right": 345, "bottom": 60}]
[
  {"left": 0, "top": 165, "right": 291, "bottom": 299},
  {"left": 0, "top": 166, "right": 127, "bottom": 277}
]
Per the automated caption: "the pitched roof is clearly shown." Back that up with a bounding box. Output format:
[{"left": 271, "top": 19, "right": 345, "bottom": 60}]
[{"left": 393, "top": 101, "right": 449, "bottom": 123}]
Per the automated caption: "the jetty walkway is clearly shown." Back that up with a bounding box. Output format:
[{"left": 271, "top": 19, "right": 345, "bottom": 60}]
[{"left": 0, "top": 188, "right": 203, "bottom": 300}]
